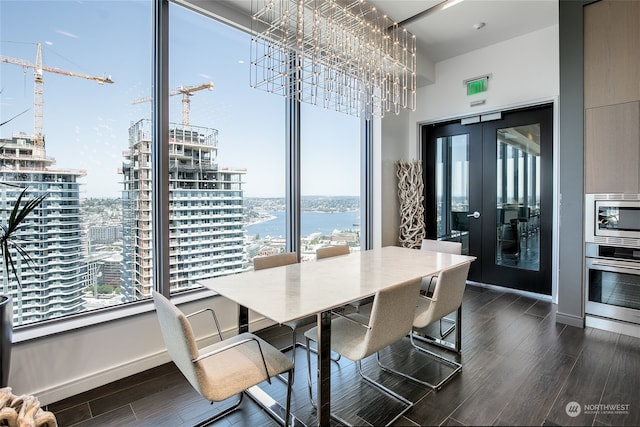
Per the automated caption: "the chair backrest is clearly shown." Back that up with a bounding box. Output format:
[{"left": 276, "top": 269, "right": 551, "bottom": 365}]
[
  {"left": 414, "top": 262, "right": 471, "bottom": 329},
  {"left": 420, "top": 239, "right": 462, "bottom": 255},
  {"left": 362, "top": 277, "right": 422, "bottom": 358},
  {"left": 152, "top": 291, "right": 203, "bottom": 395},
  {"left": 316, "top": 244, "right": 350, "bottom": 260},
  {"left": 253, "top": 252, "right": 298, "bottom": 270}
]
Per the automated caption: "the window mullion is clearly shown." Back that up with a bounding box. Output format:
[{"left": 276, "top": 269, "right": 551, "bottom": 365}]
[
  {"left": 153, "top": 0, "right": 171, "bottom": 297},
  {"left": 286, "top": 51, "right": 301, "bottom": 257}
]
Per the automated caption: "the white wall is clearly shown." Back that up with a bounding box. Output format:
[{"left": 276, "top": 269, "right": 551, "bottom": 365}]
[
  {"left": 380, "top": 24, "right": 559, "bottom": 247},
  {"left": 378, "top": 110, "right": 416, "bottom": 247},
  {"left": 416, "top": 25, "right": 559, "bottom": 124}
]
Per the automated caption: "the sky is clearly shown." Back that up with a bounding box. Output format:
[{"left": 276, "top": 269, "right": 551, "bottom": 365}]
[{"left": 0, "top": 0, "right": 360, "bottom": 198}]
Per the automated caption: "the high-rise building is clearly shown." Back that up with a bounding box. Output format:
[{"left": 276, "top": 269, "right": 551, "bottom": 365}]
[
  {"left": 0, "top": 134, "right": 87, "bottom": 326},
  {"left": 121, "top": 119, "right": 247, "bottom": 299}
]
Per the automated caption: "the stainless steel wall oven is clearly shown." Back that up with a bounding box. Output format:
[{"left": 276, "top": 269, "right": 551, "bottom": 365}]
[{"left": 585, "top": 194, "right": 640, "bottom": 325}]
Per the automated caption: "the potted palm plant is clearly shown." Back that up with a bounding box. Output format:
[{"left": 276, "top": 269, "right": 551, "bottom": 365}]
[
  {"left": 0, "top": 187, "right": 46, "bottom": 387},
  {"left": 0, "top": 108, "right": 47, "bottom": 386}
]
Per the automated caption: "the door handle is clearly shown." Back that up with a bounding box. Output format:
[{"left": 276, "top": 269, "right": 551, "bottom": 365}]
[{"left": 467, "top": 211, "right": 481, "bottom": 219}]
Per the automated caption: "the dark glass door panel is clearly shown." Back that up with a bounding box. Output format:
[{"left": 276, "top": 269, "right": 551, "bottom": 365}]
[{"left": 423, "top": 104, "right": 553, "bottom": 295}]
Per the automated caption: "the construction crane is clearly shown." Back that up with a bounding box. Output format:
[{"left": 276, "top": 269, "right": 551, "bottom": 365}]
[
  {"left": 0, "top": 42, "right": 114, "bottom": 147},
  {"left": 131, "top": 82, "right": 214, "bottom": 126}
]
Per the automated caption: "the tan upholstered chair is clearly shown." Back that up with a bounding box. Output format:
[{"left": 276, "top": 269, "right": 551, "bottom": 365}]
[
  {"left": 303, "top": 278, "right": 422, "bottom": 425},
  {"left": 420, "top": 238, "right": 462, "bottom": 254},
  {"left": 420, "top": 239, "right": 463, "bottom": 338},
  {"left": 152, "top": 291, "right": 293, "bottom": 426},
  {"left": 253, "top": 252, "right": 339, "bottom": 384},
  {"left": 253, "top": 252, "right": 298, "bottom": 271},
  {"left": 420, "top": 239, "right": 462, "bottom": 295},
  {"left": 316, "top": 244, "right": 373, "bottom": 310},
  {"left": 253, "top": 252, "right": 308, "bottom": 359},
  {"left": 378, "top": 262, "right": 471, "bottom": 390},
  {"left": 315, "top": 243, "right": 350, "bottom": 260}
]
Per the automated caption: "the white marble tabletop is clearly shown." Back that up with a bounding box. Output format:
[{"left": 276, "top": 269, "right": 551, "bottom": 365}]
[{"left": 199, "top": 245, "right": 476, "bottom": 324}]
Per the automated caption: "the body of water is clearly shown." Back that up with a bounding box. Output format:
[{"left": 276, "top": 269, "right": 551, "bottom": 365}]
[{"left": 245, "top": 211, "right": 360, "bottom": 238}]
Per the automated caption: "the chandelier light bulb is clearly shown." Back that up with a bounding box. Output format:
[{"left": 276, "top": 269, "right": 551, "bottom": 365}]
[{"left": 250, "top": 0, "right": 417, "bottom": 117}]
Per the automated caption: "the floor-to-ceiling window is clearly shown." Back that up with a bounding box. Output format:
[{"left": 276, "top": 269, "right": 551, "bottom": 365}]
[
  {"left": 165, "top": 3, "right": 285, "bottom": 292},
  {"left": 300, "top": 105, "right": 361, "bottom": 260},
  {"left": 0, "top": 0, "right": 152, "bottom": 326},
  {"left": 0, "top": 0, "right": 365, "bottom": 330}
]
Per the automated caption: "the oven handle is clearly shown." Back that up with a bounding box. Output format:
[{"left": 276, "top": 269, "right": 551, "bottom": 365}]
[{"left": 591, "top": 260, "right": 640, "bottom": 271}]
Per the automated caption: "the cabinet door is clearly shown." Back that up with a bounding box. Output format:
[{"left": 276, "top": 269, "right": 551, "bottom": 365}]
[
  {"left": 584, "top": 0, "right": 640, "bottom": 109},
  {"left": 585, "top": 102, "right": 640, "bottom": 194}
]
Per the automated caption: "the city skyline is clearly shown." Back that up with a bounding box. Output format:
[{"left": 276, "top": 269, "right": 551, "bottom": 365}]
[
  {"left": 0, "top": 0, "right": 363, "bottom": 327},
  {"left": 0, "top": 0, "right": 360, "bottom": 198}
]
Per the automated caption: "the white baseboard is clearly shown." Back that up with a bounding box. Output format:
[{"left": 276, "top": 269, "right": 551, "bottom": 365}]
[
  {"left": 586, "top": 315, "right": 640, "bottom": 339},
  {"left": 556, "top": 311, "right": 585, "bottom": 328}
]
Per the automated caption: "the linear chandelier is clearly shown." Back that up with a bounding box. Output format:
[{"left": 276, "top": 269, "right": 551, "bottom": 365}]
[{"left": 250, "top": 0, "right": 417, "bottom": 118}]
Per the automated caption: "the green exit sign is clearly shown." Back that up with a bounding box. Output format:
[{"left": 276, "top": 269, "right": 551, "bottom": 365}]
[{"left": 467, "top": 78, "right": 488, "bottom": 95}]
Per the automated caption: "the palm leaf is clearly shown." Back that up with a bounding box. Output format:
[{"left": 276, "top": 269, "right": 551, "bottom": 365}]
[
  {"left": 0, "top": 108, "right": 30, "bottom": 128},
  {"left": 1, "top": 188, "right": 47, "bottom": 288}
]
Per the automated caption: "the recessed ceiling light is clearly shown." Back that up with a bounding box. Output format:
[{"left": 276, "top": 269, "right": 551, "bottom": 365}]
[{"left": 473, "top": 22, "right": 486, "bottom": 30}]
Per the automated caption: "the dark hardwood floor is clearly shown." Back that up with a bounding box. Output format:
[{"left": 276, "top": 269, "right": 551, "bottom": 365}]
[{"left": 48, "top": 284, "right": 640, "bottom": 426}]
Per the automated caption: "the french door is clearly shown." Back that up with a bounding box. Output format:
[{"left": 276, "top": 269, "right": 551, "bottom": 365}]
[{"left": 422, "top": 104, "right": 553, "bottom": 295}]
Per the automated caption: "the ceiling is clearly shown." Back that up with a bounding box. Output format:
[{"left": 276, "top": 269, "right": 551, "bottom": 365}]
[
  {"left": 196, "top": 0, "right": 559, "bottom": 63},
  {"left": 368, "top": 0, "right": 558, "bottom": 62}
]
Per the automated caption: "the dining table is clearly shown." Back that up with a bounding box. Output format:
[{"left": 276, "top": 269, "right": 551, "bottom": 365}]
[{"left": 199, "top": 245, "right": 476, "bottom": 426}]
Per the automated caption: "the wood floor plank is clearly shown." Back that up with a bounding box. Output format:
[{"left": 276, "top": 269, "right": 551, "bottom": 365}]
[
  {"left": 514, "top": 311, "right": 566, "bottom": 357},
  {"left": 594, "top": 334, "right": 640, "bottom": 426},
  {"left": 89, "top": 367, "right": 185, "bottom": 417},
  {"left": 449, "top": 349, "right": 540, "bottom": 426},
  {"left": 493, "top": 349, "right": 576, "bottom": 426},
  {"left": 71, "top": 405, "right": 137, "bottom": 427},
  {"left": 509, "top": 295, "right": 539, "bottom": 312},
  {"left": 49, "top": 402, "right": 92, "bottom": 427},
  {"left": 525, "top": 299, "right": 555, "bottom": 318},
  {"left": 129, "top": 376, "right": 202, "bottom": 421},
  {"left": 545, "top": 328, "right": 620, "bottom": 426},
  {"left": 48, "top": 363, "right": 177, "bottom": 412},
  {"left": 404, "top": 347, "right": 506, "bottom": 426},
  {"left": 441, "top": 417, "right": 466, "bottom": 426},
  {"left": 554, "top": 324, "right": 591, "bottom": 358}
]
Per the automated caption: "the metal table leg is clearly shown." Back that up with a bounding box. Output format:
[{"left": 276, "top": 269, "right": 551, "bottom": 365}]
[
  {"left": 239, "top": 305, "right": 249, "bottom": 333},
  {"left": 317, "top": 311, "right": 332, "bottom": 426}
]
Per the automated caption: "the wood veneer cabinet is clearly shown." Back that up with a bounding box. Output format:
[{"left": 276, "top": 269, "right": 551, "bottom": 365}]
[
  {"left": 584, "top": 0, "right": 640, "bottom": 194},
  {"left": 584, "top": 0, "right": 640, "bottom": 109},
  {"left": 585, "top": 102, "right": 640, "bottom": 194}
]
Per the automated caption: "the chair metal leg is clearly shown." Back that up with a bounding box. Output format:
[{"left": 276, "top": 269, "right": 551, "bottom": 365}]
[
  {"left": 376, "top": 335, "right": 462, "bottom": 391},
  {"left": 439, "top": 317, "right": 455, "bottom": 338},
  {"left": 245, "top": 381, "right": 301, "bottom": 427},
  {"left": 305, "top": 336, "right": 413, "bottom": 426},
  {"left": 413, "top": 305, "right": 462, "bottom": 353},
  {"left": 279, "top": 326, "right": 340, "bottom": 386},
  {"left": 305, "top": 336, "right": 316, "bottom": 408},
  {"left": 355, "top": 360, "right": 414, "bottom": 425}
]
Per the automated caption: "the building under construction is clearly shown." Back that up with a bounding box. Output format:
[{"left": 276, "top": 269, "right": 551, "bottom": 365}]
[
  {"left": 0, "top": 133, "right": 87, "bottom": 325},
  {"left": 120, "top": 119, "right": 247, "bottom": 300}
]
